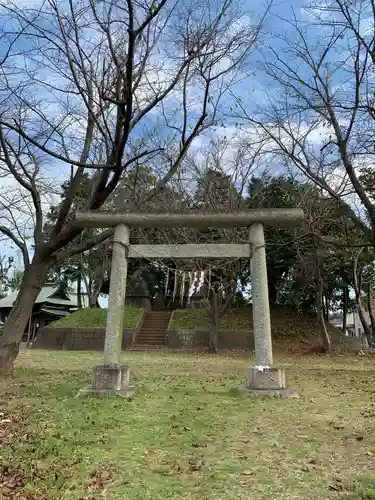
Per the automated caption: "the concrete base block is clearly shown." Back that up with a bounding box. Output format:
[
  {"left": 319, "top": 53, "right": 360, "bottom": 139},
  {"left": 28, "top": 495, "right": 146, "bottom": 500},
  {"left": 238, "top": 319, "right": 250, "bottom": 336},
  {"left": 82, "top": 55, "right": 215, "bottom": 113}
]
[
  {"left": 248, "top": 366, "right": 286, "bottom": 390},
  {"left": 235, "top": 385, "right": 299, "bottom": 399},
  {"left": 78, "top": 386, "right": 135, "bottom": 398},
  {"left": 234, "top": 366, "right": 299, "bottom": 399},
  {"left": 78, "top": 364, "right": 135, "bottom": 398}
]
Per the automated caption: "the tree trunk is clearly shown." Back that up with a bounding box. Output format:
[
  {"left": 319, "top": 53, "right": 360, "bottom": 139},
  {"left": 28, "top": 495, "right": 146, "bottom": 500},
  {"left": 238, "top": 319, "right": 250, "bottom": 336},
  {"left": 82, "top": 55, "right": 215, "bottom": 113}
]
[
  {"left": 342, "top": 286, "right": 348, "bottom": 333},
  {"left": 0, "top": 258, "right": 50, "bottom": 377},
  {"left": 322, "top": 295, "right": 327, "bottom": 322},
  {"left": 353, "top": 252, "right": 373, "bottom": 346},
  {"left": 357, "top": 303, "right": 372, "bottom": 346},
  {"left": 77, "top": 270, "right": 83, "bottom": 309},
  {"left": 316, "top": 279, "right": 332, "bottom": 354},
  {"left": 208, "top": 314, "right": 218, "bottom": 353},
  {"left": 208, "top": 291, "right": 219, "bottom": 353},
  {"left": 366, "top": 282, "right": 375, "bottom": 345},
  {"left": 314, "top": 236, "right": 331, "bottom": 354},
  {"left": 324, "top": 293, "right": 331, "bottom": 321},
  {"left": 89, "top": 293, "right": 100, "bottom": 308},
  {"left": 268, "top": 281, "right": 278, "bottom": 306}
]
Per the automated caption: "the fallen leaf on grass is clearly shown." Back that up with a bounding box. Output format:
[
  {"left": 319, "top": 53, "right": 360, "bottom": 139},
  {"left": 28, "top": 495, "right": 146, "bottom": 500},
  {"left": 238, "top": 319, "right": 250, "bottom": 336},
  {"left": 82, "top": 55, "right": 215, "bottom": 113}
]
[
  {"left": 329, "top": 421, "right": 345, "bottom": 430},
  {"left": 188, "top": 459, "right": 204, "bottom": 472},
  {"left": 342, "top": 434, "right": 365, "bottom": 445},
  {"left": 88, "top": 467, "right": 115, "bottom": 491},
  {"left": 238, "top": 470, "right": 254, "bottom": 485},
  {"left": 240, "top": 470, "right": 253, "bottom": 477},
  {"left": 328, "top": 478, "right": 343, "bottom": 491},
  {"left": 361, "top": 410, "right": 375, "bottom": 418},
  {"left": 300, "top": 457, "right": 317, "bottom": 472},
  {"left": 191, "top": 441, "right": 207, "bottom": 449},
  {"left": 301, "top": 464, "right": 315, "bottom": 472},
  {"left": 101, "top": 470, "right": 110, "bottom": 480}
]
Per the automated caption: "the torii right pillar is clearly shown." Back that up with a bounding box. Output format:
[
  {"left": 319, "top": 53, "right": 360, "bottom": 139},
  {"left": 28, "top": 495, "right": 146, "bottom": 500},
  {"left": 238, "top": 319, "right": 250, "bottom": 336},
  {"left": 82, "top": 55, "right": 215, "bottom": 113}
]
[{"left": 239, "top": 222, "right": 299, "bottom": 398}]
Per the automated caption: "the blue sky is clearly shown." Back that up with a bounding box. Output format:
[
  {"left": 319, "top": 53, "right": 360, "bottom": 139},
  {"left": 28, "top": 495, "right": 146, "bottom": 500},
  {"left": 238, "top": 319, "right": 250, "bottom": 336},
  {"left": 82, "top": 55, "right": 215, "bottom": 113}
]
[{"left": 0, "top": 0, "right": 371, "bottom": 283}]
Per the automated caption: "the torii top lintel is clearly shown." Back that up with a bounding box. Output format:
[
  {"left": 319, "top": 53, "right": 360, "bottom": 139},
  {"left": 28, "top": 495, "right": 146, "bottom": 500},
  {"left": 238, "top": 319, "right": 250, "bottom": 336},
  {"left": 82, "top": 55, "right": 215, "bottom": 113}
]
[{"left": 74, "top": 209, "right": 304, "bottom": 229}]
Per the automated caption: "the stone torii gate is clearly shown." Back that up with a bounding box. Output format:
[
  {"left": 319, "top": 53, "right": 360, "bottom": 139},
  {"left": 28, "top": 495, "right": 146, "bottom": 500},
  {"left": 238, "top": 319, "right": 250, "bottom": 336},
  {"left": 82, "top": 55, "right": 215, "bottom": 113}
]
[{"left": 74, "top": 209, "right": 303, "bottom": 398}]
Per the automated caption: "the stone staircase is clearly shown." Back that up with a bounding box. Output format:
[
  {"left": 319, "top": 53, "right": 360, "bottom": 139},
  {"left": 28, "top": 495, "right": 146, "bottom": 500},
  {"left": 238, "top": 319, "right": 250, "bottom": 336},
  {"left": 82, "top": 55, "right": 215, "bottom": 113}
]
[{"left": 134, "top": 310, "right": 171, "bottom": 346}]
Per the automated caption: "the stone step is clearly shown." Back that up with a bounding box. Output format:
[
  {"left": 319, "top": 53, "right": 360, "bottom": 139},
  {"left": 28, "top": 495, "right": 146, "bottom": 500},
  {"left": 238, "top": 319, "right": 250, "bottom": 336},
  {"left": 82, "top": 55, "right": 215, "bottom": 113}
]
[
  {"left": 137, "top": 335, "right": 165, "bottom": 340},
  {"left": 137, "top": 335, "right": 165, "bottom": 341},
  {"left": 142, "top": 319, "right": 169, "bottom": 322},
  {"left": 139, "top": 328, "right": 167, "bottom": 333},
  {"left": 128, "top": 345, "right": 165, "bottom": 351},
  {"left": 144, "top": 314, "right": 172, "bottom": 318},
  {"left": 136, "top": 310, "right": 170, "bottom": 346},
  {"left": 139, "top": 324, "right": 167, "bottom": 329},
  {"left": 137, "top": 332, "right": 166, "bottom": 338},
  {"left": 143, "top": 321, "right": 168, "bottom": 327},
  {"left": 138, "top": 333, "right": 165, "bottom": 336},
  {"left": 141, "top": 325, "right": 169, "bottom": 328},
  {"left": 137, "top": 339, "right": 165, "bottom": 345}
]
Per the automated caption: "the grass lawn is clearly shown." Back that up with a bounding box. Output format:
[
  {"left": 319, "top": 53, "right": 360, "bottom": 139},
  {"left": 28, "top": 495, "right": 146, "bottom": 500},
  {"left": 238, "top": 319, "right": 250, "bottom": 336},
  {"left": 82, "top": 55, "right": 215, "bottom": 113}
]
[
  {"left": 170, "top": 306, "right": 343, "bottom": 337},
  {"left": 170, "top": 307, "right": 356, "bottom": 354},
  {"left": 48, "top": 308, "right": 143, "bottom": 329},
  {"left": 1, "top": 350, "right": 375, "bottom": 499}
]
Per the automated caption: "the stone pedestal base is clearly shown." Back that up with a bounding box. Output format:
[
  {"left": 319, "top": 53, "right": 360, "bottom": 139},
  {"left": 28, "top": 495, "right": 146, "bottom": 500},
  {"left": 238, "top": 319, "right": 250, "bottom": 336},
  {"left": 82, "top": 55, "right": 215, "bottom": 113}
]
[
  {"left": 79, "top": 365, "right": 135, "bottom": 398},
  {"left": 236, "top": 366, "right": 299, "bottom": 399}
]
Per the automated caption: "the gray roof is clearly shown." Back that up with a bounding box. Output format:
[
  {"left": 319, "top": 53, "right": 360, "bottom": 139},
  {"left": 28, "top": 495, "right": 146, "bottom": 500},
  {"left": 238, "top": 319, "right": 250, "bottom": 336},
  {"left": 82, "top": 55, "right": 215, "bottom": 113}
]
[
  {"left": 0, "top": 285, "right": 78, "bottom": 309},
  {"left": 37, "top": 307, "right": 70, "bottom": 317}
]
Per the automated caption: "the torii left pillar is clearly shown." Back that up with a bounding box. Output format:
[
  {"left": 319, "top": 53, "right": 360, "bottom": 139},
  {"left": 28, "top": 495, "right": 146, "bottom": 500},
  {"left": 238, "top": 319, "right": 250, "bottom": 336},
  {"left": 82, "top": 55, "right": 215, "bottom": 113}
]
[{"left": 79, "top": 224, "right": 135, "bottom": 398}]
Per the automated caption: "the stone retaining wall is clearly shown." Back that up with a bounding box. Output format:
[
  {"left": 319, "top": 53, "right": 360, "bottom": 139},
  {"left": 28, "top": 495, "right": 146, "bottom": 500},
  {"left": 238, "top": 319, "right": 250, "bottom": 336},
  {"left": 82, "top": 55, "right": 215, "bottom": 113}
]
[
  {"left": 33, "top": 319, "right": 253, "bottom": 351},
  {"left": 166, "top": 329, "right": 254, "bottom": 349},
  {"left": 32, "top": 327, "right": 136, "bottom": 350},
  {"left": 33, "top": 310, "right": 146, "bottom": 350}
]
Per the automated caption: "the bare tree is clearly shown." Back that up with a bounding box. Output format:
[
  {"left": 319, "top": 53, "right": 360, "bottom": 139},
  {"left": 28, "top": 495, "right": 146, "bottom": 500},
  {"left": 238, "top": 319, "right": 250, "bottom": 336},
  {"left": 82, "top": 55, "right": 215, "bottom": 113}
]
[
  {"left": 80, "top": 241, "right": 111, "bottom": 308},
  {"left": 290, "top": 189, "right": 334, "bottom": 353},
  {"left": 352, "top": 248, "right": 373, "bottom": 345},
  {"left": 232, "top": 0, "right": 375, "bottom": 246},
  {"left": 132, "top": 137, "right": 259, "bottom": 351},
  {"left": 0, "top": 0, "right": 266, "bottom": 375}
]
